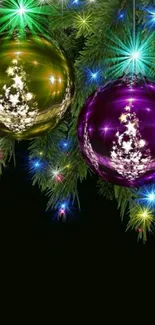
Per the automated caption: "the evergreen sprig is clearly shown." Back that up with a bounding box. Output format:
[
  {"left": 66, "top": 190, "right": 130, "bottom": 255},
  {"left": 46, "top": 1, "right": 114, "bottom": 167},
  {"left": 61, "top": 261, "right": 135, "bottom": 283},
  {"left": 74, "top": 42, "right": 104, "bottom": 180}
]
[
  {"left": 21, "top": 0, "right": 155, "bottom": 240},
  {"left": 0, "top": 137, "right": 15, "bottom": 175},
  {"left": 0, "top": 0, "right": 155, "bottom": 241}
]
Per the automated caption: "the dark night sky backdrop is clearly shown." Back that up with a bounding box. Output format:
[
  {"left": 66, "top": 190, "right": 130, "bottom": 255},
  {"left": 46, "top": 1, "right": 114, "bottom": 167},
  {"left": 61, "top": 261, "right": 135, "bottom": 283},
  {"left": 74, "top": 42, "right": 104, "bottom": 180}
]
[{"left": 1, "top": 141, "right": 154, "bottom": 263}]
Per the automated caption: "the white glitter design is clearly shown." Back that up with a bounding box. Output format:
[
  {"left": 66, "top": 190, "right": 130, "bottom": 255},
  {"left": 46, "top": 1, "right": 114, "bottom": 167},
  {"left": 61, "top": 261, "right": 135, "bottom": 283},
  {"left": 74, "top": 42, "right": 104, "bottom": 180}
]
[
  {"left": 83, "top": 120, "right": 99, "bottom": 171},
  {"left": 110, "top": 104, "right": 152, "bottom": 180},
  {"left": 0, "top": 58, "right": 38, "bottom": 133}
]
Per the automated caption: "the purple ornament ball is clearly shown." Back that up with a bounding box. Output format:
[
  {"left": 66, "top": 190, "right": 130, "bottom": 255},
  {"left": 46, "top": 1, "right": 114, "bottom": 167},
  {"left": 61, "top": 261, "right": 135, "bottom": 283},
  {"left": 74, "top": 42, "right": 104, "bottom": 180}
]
[{"left": 77, "top": 78, "right": 155, "bottom": 187}]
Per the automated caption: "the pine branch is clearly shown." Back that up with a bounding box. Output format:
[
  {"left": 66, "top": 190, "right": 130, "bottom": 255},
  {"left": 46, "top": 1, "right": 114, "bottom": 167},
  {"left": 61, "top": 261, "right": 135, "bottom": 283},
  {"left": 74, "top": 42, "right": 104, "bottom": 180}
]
[
  {"left": 29, "top": 120, "right": 68, "bottom": 161},
  {"left": 97, "top": 179, "right": 114, "bottom": 201},
  {"left": 0, "top": 137, "right": 15, "bottom": 175},
  {"left": 46, "top": 145, "right": 88, "bottom": 210},
  {"left": 26, "top": 0, "right": 155, "bottom": 242},
  {"left": 29, "top": 118, "right": 88, "bottom": 208},
  {"left": 114, "top": 185, "right": 135, "bottom": 219}
]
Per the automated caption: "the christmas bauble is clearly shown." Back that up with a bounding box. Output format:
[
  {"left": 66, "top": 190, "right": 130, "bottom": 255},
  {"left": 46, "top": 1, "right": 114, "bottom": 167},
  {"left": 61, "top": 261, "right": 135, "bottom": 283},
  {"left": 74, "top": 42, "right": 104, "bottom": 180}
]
[
  {"left": 78, "top": 78, "right": 155, "bottom": 187},
  {"left": 0, "top": 35, "right": 74, "bottom": 139}
]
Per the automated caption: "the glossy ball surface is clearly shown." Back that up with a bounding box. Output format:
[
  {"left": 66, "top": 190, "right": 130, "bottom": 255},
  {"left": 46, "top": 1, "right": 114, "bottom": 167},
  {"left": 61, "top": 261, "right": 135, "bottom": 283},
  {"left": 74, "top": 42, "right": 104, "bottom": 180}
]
[
  {"left": 78, "top": 78, "right": 155, "bottom": 187},
  {"left": 0, "top": 35, "right": 74, "bottom": 139}
]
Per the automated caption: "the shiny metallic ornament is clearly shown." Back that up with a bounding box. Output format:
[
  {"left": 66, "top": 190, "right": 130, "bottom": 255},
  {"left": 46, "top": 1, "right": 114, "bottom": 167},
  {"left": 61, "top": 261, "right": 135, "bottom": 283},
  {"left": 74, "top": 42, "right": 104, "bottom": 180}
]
[
  {"left": 0, "top": 34, "right": 74, "bottom": 139},
  {"left": 78, "top": 77, "right": 155, "bottom": 187}
]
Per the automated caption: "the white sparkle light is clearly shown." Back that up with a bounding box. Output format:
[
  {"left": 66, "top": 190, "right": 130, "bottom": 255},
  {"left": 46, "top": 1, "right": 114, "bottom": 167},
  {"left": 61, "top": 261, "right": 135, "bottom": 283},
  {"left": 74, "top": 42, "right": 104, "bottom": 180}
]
[
  {"left": 49, "top": 75, "right": 55, "bottom": 84},
  {"left": 26, "top": 93, "right": 33, "bottom": 101},
  {"left": 148, "top": 192, "right": 155, "bottom": 201},
  {"left": 131, "top": 51, "right": 140, "bottom": 60},
  {"left": 6, "top": 67, "right": 15, "bottom": 76},
  {"left": 17, "top": 4, "right": 26, "bottom": 16}
]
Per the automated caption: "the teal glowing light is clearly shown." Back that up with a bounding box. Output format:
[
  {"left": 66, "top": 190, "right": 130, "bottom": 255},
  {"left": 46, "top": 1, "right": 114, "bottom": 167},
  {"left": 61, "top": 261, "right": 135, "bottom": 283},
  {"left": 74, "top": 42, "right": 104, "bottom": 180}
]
[
  {"left": 0, "top": 0, "right": 52, "bottom": 36},
  {"left": 131, "top": 51, "right": 140, "bottom": 60},
  {"left": 107, "top": 30, "right": 155, "bottom": 78}
]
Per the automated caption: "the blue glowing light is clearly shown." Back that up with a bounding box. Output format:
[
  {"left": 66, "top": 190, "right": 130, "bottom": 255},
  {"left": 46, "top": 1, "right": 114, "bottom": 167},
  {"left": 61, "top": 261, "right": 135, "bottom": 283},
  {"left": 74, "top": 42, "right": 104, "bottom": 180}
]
[
  {"left": 29, "top": 158, "right": 45, "bottom": 175},
  {"left": 147, "top": 192, "right": 155, "bottom": 202},
  {"left": 60, "top": 139, "right": 71, "bottom": 151},
  {"left": 70, "top": 0, "right": 82, "bottom": 8},
  {"left": 63, "top": 142, "right": 69, "bottom": 148},
  {"left": 34, "top": 161, "right": 40, "bottom": 168},
  {"left": 91, "top": 72, "right": 98, "bottom": 79},
  {"left": 61, "top": 203, "right": 67, "bottom": 209},
  {"left": 29, "top": 159, "right": 43, "bottom": 171},
  {"left": 72, "top": 0, "right": 79, "bottom": 4},
  {"left": 137, "top": 185, "right": 155, "bottom": 207},
  {"left": 145, "top": 7, "right": 155, "bottom": 29},
  {"left": 87, "top": 69, "right": 101, "bottom": 83},
  {"left": 118, "top": 11, "right": 126, "bottom": 20}
]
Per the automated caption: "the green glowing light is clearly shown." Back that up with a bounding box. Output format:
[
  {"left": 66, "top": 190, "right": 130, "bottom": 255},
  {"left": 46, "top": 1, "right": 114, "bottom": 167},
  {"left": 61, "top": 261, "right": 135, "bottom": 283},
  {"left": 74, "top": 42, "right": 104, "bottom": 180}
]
[
  {"left": 0, "top": 0, "right": 52, "bottom": 36},
  {"left": 107, "top": 30, "right": 155, "bottom": 78},
  {"left": 17, "top": 4, "right": 27, "bottom": 15}
]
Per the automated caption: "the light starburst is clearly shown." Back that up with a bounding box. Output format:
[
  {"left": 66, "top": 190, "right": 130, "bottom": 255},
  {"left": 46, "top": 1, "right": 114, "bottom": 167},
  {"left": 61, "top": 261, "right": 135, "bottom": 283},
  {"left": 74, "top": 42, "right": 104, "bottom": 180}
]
[
  {"left": 137, "top": 185, "right": 155, "bottom": 208},
  {"left": 127, "top": 205, "right": 154, "bottom": 242},
  {"left": 107, "top": 30, "right": 155, "bottom": 77},
  {"left": 74, "top": 12, "right": 93, "bottom": 36},
  {"left": 0, "top": 0, "right": 52, "bottom": 36},
  {"left": 145, "top": 6, "right": 155, "bottom": 29}
]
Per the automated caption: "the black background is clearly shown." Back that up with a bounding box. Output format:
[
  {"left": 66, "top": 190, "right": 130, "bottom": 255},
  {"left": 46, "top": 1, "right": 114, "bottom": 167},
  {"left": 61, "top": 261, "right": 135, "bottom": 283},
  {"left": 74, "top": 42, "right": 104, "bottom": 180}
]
[{"left": 1, "top": 141, "right": 154, "bottom": 266}]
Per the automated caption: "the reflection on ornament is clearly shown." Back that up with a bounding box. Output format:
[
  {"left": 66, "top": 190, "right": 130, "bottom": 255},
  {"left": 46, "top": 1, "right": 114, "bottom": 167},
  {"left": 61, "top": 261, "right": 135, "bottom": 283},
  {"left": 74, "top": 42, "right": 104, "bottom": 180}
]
[
  {"left": 49, "top": 75, "right": 55, "bottom": 84},
  {"left": 78, "top": 78, "right": 155, "bottom": 187},
  {"left": 0, "top": 34, "right": 74, "bottom": 139}
]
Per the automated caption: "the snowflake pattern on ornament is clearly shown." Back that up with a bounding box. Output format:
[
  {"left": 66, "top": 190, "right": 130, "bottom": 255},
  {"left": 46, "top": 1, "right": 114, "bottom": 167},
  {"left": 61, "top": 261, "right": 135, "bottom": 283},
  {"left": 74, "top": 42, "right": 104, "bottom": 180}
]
[
  {"left": 110, "top": 104, "right": 152, "bottom": 180},
  {"left": 0, "top": 58, "right": 38, "bottom": 133},
  {"left": 83, "top": 120, "right": 99, "bottom": 171}
]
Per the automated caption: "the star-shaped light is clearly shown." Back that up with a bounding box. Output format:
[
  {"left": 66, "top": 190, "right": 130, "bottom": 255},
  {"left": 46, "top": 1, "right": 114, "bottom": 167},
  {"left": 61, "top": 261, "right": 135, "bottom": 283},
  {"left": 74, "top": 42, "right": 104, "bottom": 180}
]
[
  {"left": 26, "top": 92, "right": 33, "bottom": 101},
  {"left": 13, "top": 74, "right": 24, "bottom": 89},
  {"left": 126, "top": 121, "right": 136, "bottom": 134},
  {"left": 49, "top": 75, "right": 55, "bottom": 84},
  {"left": 107, "top": 29, "right": 155, "bottom": 77},
  {"left": 122, "top": 141, "right": 132, "bottom": 153},
  {"left": 145, "top": 7, "right": 155, "bottom": 29},
  {"left": 139, "top": 139, "right": 146, "bottom": 148},
  {"left": 10, "top": 94, "right": 19, "bottom": 106},
  {"left": 6, "top": 66, "right": 15, "bottom": 76},
  {"left": 125, "top": 106, "right": 131, "bottom": 111},
  {"left": 137, "top": 185, "right": 155, "bottom": 208},
  {"left": 119, "top": 113, "right": 127, "bottom": 122},
  {"left": 74, "top": 12, "right": 93, "bottom": 35},
  {"left": 17, "top": 3, "right": 27, "bottom": 15},
  {"left": 0, "top": 0, "right": 52, "bottom": 36}
]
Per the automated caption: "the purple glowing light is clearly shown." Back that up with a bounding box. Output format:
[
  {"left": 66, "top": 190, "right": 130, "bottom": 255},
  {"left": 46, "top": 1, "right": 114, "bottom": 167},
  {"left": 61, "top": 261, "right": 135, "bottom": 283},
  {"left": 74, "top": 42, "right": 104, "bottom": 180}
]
[{"left": 104, "top": 127, "right": 109, "bottom": 132}]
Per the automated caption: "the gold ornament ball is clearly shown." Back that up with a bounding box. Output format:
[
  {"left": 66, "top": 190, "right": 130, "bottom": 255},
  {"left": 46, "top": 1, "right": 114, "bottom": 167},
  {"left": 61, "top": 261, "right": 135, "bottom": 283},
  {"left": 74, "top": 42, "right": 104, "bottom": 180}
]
[{"left": 0, "top": 35, "right": 74, "bottom": 139}]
